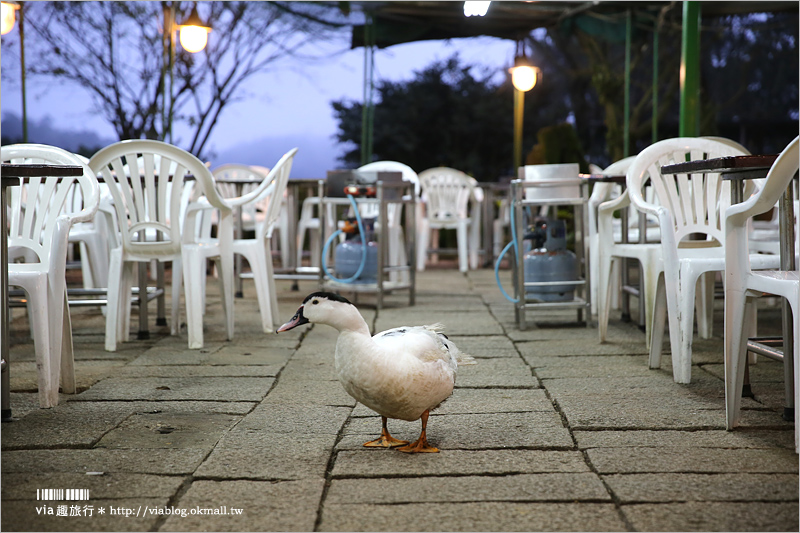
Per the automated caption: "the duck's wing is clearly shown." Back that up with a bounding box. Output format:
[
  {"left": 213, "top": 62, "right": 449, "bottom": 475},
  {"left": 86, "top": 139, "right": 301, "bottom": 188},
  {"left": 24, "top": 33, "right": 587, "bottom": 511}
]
[{"left": 373, "top": 324, "right": 476, "bottom": 366}]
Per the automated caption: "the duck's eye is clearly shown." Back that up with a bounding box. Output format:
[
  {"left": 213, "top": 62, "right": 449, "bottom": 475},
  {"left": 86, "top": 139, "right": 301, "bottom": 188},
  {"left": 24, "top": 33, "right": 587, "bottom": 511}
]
[{"left": 312, "top": 299, "right": 319, "bottom": 305}]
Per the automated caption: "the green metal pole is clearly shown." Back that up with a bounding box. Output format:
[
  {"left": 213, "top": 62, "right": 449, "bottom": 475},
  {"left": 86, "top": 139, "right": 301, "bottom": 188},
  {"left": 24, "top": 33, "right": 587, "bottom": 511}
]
[
  {"left": 513, "top": 89, "right": 524, "bottom": 170},
  {"left": 19, "top": 1, "right": 27, "bottom": 143},
  {"left": 360, "top": 15, "right": 375, "bottom": 166},
  {"left": 679, "top": 1, "right": 701, "bottom": 137},
  {"left": 652, "top": 19, "right": 659, "bottom": 144},
  {"left": 623, "top": 9, "right": 631, "bottom": 157}
]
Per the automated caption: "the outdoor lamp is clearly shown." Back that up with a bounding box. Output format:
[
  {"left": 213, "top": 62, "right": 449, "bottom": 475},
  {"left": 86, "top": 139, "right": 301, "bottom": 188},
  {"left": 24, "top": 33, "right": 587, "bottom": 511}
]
[
  {"left": 178, "top": 5, "right": 211, "bottom": 53},
  {"left": 463, "top": 1, "right": 491, "bottom": 17},
  {"left": 1, "top": 2, "right": 17, "bottom": 35},
  {"left": 510, "top": 55, "right": 538, "bottom": 92}
]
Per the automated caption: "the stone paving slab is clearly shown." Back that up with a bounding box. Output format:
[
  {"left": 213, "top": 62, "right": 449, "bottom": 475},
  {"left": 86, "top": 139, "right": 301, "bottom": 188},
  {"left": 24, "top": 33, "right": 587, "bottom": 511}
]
[
  {"left": 350, "top": 388, "right": 552, "bottom": 417},
  {"left": 1, "top": 472, "right": 184, "bottom": 500},
  {"left": 1, "top": 401, "right": 255, "bottom": 450},
  {"left": 2, "top": 448, "right": 209, "bottom": 475},
  {"left": 2, "top": 498, "right": 166, "bottom": 532},
  {"left": 455, "top": 358, "right": 540, "bottom": 387},
  {"left": 113, "top": 365, "right": 282, "bottom": 378},
  {"left": 587, "top": 446, "right": 799, "bottom": 474},
  {"left": 573, "top": 429, "right": 796, "bottom": 449},
  {"left": 8, "top": 360, "right": 129, "bottom": 391},
  {"left": 162, "top": 479, "right": 325, "bottom": 532},
  {"left": 338, "top": 411, "right": 574, "bottom": 450},
  {"left": 73, "top": 377, "right": 274, "bottom": 402},
  {"left": 318, "top": 502, "right": 627, "bottom": 532},
  {"left": 325, "top": 473, "right": 611, "bottom": 505},
  {"left": 603, "top": 473, "right": 799, "bottom": 502},
  {"left": 128, "top": 346, "right": 294, "bottom": 367},
  {"left": 518, "top": 339, "right": 650, "bottom": 356},
  {"left": 236, "top": 404, "right": 352, "bottom": 435},
  {"left": 195, "top": 431, "right": 335, "bottom": 481},
  {"left": 331, "top": 449, "right": 590, "bottom": 478},
  {"left": 260, "top": 380, "right": 356, "bottom": 407},
  {"left": 447, "top": 335, "right": 519, "bottom": 358},
  {"left": 621, "top": 501, "right": 799, "bottom": 532},
  {"left": 94, "top": 411, "right": 241, "bottom": 450}
]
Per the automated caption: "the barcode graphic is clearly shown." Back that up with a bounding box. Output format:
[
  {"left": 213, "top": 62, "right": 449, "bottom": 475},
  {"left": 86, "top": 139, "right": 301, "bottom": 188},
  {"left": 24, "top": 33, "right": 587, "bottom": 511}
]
[{"left": 37, "top": 489, "right": 90, "bottom": 501}]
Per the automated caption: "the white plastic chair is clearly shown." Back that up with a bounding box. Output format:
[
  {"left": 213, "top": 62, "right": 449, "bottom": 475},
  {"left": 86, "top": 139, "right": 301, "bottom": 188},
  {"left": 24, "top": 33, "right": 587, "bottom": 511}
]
[
  {"left": 251, "top": 164, "right": 291, "bottom": 269},
  {"left": 357, "top": 161, "right": 420, "bottom": 283},
  {"left": 3, "top": 143, "right": 100, "bottom": 408},
  {"left": 723, "top": 136, "right": 799, "bottom": 450},
  {"left": 88, "top": 139, "right": 235, "bottom": 351},
  {"left": 218, "top": 149, "right": 297, "bottom": 332},
  {"left": 623, "top": 137, "right": 780, "bottom": 384},
  {"left": 597, "top": 141, "right": 750, "bottom": 355},
  {"left": 587, "top": 156, "right": 637, "bottom": 316},
  {"left": 417, "top": 167, "right": 482, "bottom": 272}
]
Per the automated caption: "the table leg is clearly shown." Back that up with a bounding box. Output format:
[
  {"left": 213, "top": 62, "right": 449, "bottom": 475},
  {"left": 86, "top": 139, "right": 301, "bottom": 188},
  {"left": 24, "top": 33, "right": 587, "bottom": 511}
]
[
  {"left": 779, "top": 182, "right": 796, "bottom": 421},
  {"left": 235, "top": 189, "right": 244, "bottom": 298},
  {"left": 137, "top": 260, "right": 150, "bottom": 340},
  {"left": 2, "top": 183, "right": 12, "bottom": 421}
]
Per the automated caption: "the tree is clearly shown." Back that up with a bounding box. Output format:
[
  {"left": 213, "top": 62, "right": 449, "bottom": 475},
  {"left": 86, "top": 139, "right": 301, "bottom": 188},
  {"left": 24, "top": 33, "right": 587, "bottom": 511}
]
[
  {"left": 1, "top": 1, "right": 349, "bottom": 158},
  {"left": 332, "top": 55, "right": 573, "bottom": 180}
]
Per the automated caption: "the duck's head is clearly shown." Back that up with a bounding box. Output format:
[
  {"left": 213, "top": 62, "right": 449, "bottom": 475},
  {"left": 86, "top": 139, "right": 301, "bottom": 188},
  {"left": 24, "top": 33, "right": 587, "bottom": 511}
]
[{"left": 276, "top": 292, "right": 357, "bottom": 333}]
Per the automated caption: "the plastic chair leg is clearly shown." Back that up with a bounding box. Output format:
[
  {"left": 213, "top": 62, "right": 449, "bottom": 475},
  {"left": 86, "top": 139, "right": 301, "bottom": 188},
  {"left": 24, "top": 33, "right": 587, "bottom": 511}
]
[
  {"left": 104, "top": 251, "right": 124, "bottom": 352},
  {"left": 457, "top": 224, "right": 469, "bottom": 273},
  {"left": 649, "top": 274, "right": 668, "bottom": 370},
  {"left": 59, "top": 292, "right": 76, "bottom": 395},
  {"left": 696, "top": 271, "right": 716, "bottom": 339},
  {"left": 724, "top": 286, "right": 750, "bottom": 429},
  {"left": 672, "top": 264, "right": 700, "bottom": 384},
  {"left": 417, "top": 222, "right": 429, "bottom": 272}
]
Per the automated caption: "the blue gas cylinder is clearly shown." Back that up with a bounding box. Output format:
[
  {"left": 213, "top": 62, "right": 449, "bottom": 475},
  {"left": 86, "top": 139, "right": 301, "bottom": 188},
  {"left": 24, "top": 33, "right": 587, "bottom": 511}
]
[
  {"left": 523, "top": 219, "right": 577, "bottom": 302},
  {"left": 334, "top": 219, "right": 378, "bottom": 283}
]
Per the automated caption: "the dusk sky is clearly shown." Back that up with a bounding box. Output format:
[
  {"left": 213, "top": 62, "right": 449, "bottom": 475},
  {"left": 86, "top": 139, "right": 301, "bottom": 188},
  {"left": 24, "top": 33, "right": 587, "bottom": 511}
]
[{"left": 1, "top": 24, "right": 514, "bottom": 177}]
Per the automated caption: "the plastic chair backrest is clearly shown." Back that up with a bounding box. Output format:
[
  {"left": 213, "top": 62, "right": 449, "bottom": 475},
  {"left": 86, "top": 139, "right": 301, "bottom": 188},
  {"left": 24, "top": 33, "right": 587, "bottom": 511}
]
[
  {"left": 626, "top": 137, "right": 749, "bottom": 246},
  {"left": 418, "top": 167, "right": 474, "bottom": 222},
  {"left": 3, "top": 143, "right": 100, "bottom": 264},
  {"left": 88, "top": 139, "right": 227, "bottom": 257},
  {"left": 211, "top": 164, "right": 269, "bottom": 229},
  {"left": 255, "top": 148, "right": 297, "bottom": 241},
  {"left": 732, "top": 136, "right": 799, "bottom": 222}
]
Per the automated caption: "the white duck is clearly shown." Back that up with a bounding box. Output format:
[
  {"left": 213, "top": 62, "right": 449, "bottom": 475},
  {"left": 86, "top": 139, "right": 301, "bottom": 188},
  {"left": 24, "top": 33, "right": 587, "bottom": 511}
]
[{"left": 277, "top": 291, "right": 475, "bottom": 453}]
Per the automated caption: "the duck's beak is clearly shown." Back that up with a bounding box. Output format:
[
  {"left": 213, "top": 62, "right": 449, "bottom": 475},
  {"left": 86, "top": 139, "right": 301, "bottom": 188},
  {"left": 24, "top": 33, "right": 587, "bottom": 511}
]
[{"left": 276, "top": 306, "right": 309, "bottom": 333}]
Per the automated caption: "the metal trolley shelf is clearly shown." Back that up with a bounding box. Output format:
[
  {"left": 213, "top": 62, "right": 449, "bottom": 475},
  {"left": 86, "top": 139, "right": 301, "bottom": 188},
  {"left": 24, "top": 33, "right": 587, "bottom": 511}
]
[
  {"left": 510, "top": 176, "right": 591, "bottom": 330},
  {"left": 318, "top": 180, "right": 416, "bottom": 309}
]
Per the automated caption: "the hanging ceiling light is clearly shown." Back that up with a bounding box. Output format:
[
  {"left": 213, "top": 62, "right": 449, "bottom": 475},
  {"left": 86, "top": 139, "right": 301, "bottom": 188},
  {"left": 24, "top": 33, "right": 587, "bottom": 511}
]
[
  {"left": 463, "top": 1, "right": 491, "bottom": 17},
  {"left": 508, "top": 41, "right": 539, "bottom": 92},
  {"left": 178, "top": 4, "right": 211, "bottom": 53},
  {"left": 1, "top": 2, "right": 18, "bottom": 35}
]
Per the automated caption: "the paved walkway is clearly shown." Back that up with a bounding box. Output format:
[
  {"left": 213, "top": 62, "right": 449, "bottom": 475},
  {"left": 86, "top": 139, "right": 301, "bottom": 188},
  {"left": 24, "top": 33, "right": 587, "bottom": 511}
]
[{"left": 2, "top": 269, "right": 798, "bottom": 532}]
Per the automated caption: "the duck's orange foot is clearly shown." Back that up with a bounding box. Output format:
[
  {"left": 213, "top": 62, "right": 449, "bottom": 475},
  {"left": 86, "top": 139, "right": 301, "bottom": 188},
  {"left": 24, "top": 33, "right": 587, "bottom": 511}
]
[
  {"left": 363, "top": 433, "right": 409, "bottom": 448},
  {"left": 396, "top": 438, "right": 439, "bottom": 453}
]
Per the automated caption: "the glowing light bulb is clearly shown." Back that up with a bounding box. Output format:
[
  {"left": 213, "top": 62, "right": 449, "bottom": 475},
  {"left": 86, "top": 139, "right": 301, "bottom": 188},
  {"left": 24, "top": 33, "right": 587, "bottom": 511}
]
[
  {"left": 463, "top": 1, "right": 491, "bottom": 17},
  {"left": 1, "top": 2, "right": 17, "bottom": 36},
  {"left": 179, "top": 25, "right": 209, "bottom": 53},
  {"left": 511, "top": 65, "right": 537, "bottom": 92}
]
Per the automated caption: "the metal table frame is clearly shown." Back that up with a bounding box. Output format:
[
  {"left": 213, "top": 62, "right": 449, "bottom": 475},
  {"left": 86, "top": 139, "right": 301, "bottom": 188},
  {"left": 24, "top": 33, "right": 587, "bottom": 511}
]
[
  {"left": 510, "top": 177, "right": 591, "bottom": 330},
  {"left": 318, "top": 180, "right": 416, "bottom": 310}
]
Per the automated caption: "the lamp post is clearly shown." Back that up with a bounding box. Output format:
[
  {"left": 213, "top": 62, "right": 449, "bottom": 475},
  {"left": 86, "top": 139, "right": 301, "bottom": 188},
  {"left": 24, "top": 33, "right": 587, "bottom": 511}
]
[
  {"left": 1, "top": 1, "right": 26, "bottom": 142},
  {"left": 161, "top": 2, "right": 210, "bottom": 143},
  {"left": 509, "top": 42, "right": 539, "bottom": 171}
]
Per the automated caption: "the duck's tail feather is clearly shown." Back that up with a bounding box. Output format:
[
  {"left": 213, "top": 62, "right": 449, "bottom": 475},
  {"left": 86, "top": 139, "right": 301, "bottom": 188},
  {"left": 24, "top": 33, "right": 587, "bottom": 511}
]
[{"left": 455, "top": 353, "right": 477, "bottom": 365}]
